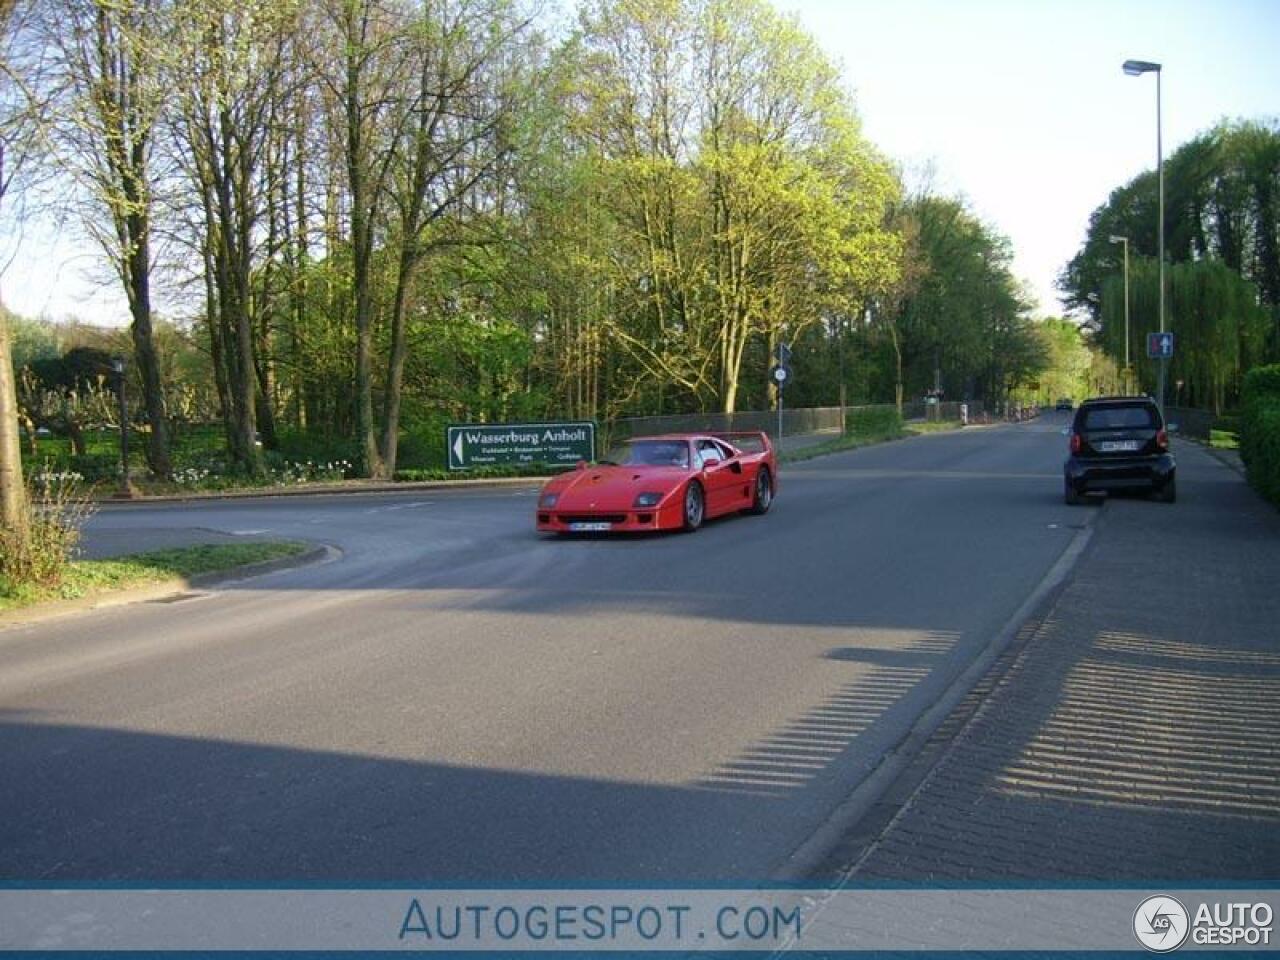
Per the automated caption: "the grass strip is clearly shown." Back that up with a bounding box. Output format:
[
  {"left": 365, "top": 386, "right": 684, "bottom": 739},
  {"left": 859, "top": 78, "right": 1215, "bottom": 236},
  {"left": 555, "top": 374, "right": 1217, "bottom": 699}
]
[
  {"left": 0, "top": 541, "right": 308, "bottom": 613},
  {"left": 1210, "top": 428, "right": 1239, "bottom": 450},
  {"left": 779, "top": 420, "right": 963, "bottom": 464}
]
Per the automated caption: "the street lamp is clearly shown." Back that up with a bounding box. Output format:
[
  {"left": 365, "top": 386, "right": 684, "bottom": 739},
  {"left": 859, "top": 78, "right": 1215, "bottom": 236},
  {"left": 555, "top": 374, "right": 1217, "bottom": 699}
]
[
  {"left": 1122, "top": 58, "right": 1165, "bottom": 415},
  {"left": 110, "top": 357, "right": 134, "bottom": 498},
  {"left": 1107, "top": 235, "right": 1131, "bottom": 393}
]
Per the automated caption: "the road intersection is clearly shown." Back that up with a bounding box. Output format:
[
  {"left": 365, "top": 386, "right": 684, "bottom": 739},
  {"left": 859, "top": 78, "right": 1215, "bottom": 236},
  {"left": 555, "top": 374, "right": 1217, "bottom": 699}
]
[{"left": 2, "top": 416, "right": 1274, "bottom": 883}]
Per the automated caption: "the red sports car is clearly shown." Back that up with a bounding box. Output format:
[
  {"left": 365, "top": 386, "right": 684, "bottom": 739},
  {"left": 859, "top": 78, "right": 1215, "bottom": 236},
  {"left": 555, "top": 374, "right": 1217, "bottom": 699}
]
[{"left": 535, "top": 432, "right": 776, "bottom": 534}]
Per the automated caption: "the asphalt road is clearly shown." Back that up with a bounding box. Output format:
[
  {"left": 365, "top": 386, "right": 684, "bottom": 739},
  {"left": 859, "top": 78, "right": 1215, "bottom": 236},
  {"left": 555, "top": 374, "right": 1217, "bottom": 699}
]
[{"left": 1, "top": 416, "right": 1095, "bottom": 882}]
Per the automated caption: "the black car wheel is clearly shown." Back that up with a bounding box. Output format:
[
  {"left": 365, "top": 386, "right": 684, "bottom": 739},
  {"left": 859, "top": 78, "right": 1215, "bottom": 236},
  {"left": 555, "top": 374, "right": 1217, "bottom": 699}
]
[
  {"left": 1064, "top": 479, "right": 1084, "bottom": 506},
  {"left": 682, "top": 481, "right": 705, "bottom": 531},
  {"left": 1153, "top": 477, "right": 1177, "bottom": 503},
  {"left": 748, "top": 468, "right": 772, "bottom": 515}
]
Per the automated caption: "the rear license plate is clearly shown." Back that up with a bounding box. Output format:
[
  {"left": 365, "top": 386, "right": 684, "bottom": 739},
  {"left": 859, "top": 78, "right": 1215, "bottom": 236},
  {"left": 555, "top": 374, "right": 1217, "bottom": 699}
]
[
  {"left": 569, "top": 522, "right": 612, "bottom": 532},
  {"left": 1098, "top": 440, "right": 1141, "bottom": 452}
]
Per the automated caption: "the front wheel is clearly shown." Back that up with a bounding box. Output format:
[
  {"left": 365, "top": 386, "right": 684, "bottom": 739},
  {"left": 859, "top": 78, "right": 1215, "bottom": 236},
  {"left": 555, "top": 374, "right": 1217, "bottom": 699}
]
[
  {"left": 748, "top": 467, "right": 773, "bottom": 515},
  {"left": 682, "top": 481, "right": 705, "bottom": 532}
]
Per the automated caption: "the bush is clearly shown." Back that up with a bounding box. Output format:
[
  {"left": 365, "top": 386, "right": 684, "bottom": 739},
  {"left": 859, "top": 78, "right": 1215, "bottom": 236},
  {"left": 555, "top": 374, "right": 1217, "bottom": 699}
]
[
  {"left": 395, "top": 429, "right": 446, "bottom": 470},
  {"left": 1240, "top": 364, "right": 1280, "bottom": 506},
  {"left": 0, "top": 470, "right": 96, "bottom": 592},
  {"left": 394, "top": 463, "right": 565, "bottom": 482},
  {"left": 273, "top": 429, "right": 360, "bottom": 467},
  {"left": 845, "top": 406, "right": 904, "bottom": 438},
  {"left": 68, "top": 453, "right": 121, "bottom": 484}
]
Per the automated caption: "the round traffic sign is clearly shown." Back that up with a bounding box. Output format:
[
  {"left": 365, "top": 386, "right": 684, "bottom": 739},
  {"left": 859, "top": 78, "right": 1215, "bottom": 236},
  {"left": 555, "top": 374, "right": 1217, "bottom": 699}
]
[{"left": 771, "top": 364, "right": 790, "bottom": 385}]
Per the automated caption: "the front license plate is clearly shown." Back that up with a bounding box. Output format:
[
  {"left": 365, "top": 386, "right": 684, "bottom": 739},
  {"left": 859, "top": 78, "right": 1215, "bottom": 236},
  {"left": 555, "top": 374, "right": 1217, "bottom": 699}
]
[
  {"left": 1098, "top": 440, "right": 1141, "bottom": 452},
  {"left": 569, "top": 522, "right": 612, "bottom": 532}
]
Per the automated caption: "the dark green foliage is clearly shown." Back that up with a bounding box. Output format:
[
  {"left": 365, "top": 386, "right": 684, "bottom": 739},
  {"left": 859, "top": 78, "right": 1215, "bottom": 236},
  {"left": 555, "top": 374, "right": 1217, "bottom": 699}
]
[
  {"left": 845, "top": 406, "right": 903, "bottom": 438},
  {"left": 68, "top": 454, "right": 121, "bottom": 484},
  {"left": 1061, "top": 119, "right": 1280, "bottom": 408},
  {"left": 273, "top": 429, "right": 361, "bottom": 469},
  {"left": 394, "top": 464, "right": 566, "bottom": 482},
  {"left": 1240, "top": 364, "right": 1280, "bottom": 505},
  {"left": 1099, "top": 259, "right": 1270, "bottom": 411}
]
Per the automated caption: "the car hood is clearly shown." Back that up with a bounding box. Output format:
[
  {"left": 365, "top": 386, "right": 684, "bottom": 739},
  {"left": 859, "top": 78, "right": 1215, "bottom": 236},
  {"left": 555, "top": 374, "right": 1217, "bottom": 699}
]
[{"left": 543, "top": 465, "right": 688, "bottom": 510}]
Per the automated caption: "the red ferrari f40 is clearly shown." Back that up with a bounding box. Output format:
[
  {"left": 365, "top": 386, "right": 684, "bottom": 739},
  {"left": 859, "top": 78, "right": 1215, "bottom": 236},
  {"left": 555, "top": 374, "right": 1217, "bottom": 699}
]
[{"left": 535, "top": 432, "right": 776, "bottom": 534}]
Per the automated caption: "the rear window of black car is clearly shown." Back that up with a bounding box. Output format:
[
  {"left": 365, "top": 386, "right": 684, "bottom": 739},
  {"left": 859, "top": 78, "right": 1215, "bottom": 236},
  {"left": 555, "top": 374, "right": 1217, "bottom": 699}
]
[{"left": 1080, "top": 404, "right": 1157, "bottom": 430}]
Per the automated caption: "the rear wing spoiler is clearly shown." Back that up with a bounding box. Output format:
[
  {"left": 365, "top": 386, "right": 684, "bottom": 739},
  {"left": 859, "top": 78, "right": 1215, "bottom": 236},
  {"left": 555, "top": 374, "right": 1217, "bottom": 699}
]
[{"left": 711, "top": 431, "right": 772, "bottom": 455}]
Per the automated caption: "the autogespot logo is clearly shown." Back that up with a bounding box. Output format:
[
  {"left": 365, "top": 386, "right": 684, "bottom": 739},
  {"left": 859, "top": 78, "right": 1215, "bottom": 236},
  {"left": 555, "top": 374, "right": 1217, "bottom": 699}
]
[{"left": 1134, "top": 895, "right": 1191, "bottom": 952}]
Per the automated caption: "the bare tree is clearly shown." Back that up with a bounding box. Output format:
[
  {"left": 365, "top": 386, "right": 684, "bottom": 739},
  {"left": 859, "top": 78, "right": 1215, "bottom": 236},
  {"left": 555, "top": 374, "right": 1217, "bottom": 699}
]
[
  {"left": 40, "top": 0, "right": 173, "bottom": 477},
  {"left": 376, "top": 0, "right": 534, "bottom": 477},
  {"left": 165, "top": 0, "right": 301, "bottom": 473}
]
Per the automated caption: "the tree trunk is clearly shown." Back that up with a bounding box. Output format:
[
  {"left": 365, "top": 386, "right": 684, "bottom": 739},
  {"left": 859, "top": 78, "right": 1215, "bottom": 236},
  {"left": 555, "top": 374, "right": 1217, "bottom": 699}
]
[
  {"left": 127, "top": 282, "right": 171, "bottom": 477},
  {"left": 378, "top": 256, "right": 413, "bottom": 480},
  {"left": 0, "top": 307, "right": 26, "bottom": 533},
  {"left": 345, "top": 11, "right": 381, "bottom": 480},
  {"left": 124, "top": 177, "right": 171, "bottom": 478},
  {"left": 67, "top": 419, "right": 86, "bottom": 457}
]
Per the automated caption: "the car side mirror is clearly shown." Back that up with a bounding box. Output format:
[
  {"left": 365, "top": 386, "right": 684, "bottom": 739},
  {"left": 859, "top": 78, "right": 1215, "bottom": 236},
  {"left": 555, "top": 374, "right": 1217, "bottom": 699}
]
[{"left": 729, "top": 460, "right": 743, "bottom": 474}]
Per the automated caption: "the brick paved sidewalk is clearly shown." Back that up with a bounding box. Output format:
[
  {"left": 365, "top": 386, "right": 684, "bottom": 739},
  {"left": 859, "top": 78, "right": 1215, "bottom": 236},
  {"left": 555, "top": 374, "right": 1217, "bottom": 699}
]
[{"left": 839, "top": 440, "right": 1280, "bottom": 881}]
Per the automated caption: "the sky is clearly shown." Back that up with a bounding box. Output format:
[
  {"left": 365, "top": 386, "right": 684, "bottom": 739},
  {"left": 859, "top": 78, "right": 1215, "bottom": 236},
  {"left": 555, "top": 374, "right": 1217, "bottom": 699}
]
[
  {"left": 2, "top": 0, "right": 1278, "bottom": 327},
  {"left": 781, "top": 0, "right": 1280, "bottom": 317}
]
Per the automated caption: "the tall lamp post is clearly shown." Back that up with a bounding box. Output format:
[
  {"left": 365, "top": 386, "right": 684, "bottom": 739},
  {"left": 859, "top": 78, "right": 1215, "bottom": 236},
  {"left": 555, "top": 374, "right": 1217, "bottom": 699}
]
[
  {"left": 1108, "top": 235, "right": 1131, "bottom": 393},
  {"left": 111, "top": 357, "right": 135, "bottom": 498},
  {"left": 1122, "top": 58, "right": 1165, "bottom": 415}
]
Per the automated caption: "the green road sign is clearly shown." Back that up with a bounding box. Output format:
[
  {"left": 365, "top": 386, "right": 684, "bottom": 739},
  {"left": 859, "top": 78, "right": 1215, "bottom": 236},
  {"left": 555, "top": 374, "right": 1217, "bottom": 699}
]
[{"left": 446, "top": 421, "right": 596, "bottom": 470}]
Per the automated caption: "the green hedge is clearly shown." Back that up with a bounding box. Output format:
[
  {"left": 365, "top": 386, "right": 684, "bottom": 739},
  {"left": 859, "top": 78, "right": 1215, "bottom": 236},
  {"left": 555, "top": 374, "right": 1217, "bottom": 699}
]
[
  {"left": 845, "top": 406, "right": 904, "bottom": 438},
  {"left": 1240, "top": 364, "right": 1280, "bottom": 506},
  {"left": 394, "top": 463, "right": 566, "bottom": 482}
]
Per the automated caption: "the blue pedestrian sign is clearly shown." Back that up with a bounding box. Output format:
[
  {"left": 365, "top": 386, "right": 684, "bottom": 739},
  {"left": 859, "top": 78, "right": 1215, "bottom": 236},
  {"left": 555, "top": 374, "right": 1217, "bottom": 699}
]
[{"left": 1147, "top": 332, "right": 1175, "bottom": 359}]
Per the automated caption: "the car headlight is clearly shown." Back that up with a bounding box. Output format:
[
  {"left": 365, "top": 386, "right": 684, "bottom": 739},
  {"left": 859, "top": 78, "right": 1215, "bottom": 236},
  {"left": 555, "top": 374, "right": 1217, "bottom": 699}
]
[
  {"left": 539, "top": 492, "right": 559, "bottom": 508},
  {"left": 633, "top": 492, "right": 663, "bottom": 508}
]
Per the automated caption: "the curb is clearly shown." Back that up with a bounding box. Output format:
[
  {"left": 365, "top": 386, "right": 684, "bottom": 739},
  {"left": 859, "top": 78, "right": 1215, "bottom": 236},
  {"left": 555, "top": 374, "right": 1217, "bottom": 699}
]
[
  {"left": 0, "top": 543, "right": 336, "bottom": 632},
  {"left": 91, "top": 427, "right": 1004, "bottom": 503},
  {"left": 770, "top": 507, "right": 1099, "bottom": 882},
  {"left": 1193, "top": 440, "right": 1247, "bottom": 478},
  {"left": 92, "top": 476, "right": 546, "bottom": 506},
  {"left": 779, "top": 422, "right": 985, "bottom": 465}
]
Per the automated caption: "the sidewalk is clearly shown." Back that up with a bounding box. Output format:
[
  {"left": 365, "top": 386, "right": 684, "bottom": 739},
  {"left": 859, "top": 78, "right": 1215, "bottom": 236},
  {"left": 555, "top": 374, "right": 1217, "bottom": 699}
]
[{"left": 824, "top": 439, "right": 1280, "bottom": 882}]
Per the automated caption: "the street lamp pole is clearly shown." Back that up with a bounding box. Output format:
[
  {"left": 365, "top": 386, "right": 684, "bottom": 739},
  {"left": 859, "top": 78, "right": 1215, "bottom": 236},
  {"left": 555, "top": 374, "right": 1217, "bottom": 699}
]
[
  {"left": 1108, "top": 235, "right": 1131, "bottom": 392},
  {"left": 1123, "top": 58, "right": 1165, "bottom": 415},
  {"left": 111, "top": 357, "right": 134, "bottom": 498}
]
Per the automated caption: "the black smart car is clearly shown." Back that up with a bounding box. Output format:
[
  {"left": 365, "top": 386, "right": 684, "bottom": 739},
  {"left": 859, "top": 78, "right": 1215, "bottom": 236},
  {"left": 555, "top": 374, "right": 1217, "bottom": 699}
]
[{"left": 1063, "top": 396, "right": 1176, "bottom": 504}]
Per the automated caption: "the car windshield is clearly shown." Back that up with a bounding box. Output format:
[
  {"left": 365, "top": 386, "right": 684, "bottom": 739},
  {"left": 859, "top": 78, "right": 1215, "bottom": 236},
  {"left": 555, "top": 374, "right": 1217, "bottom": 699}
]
[
  {"left": 1082, "top": 405, "right": 1157, "bottom": 430},
  {"left": 602, "top": 440, "right": 690, "bottom": 467}
]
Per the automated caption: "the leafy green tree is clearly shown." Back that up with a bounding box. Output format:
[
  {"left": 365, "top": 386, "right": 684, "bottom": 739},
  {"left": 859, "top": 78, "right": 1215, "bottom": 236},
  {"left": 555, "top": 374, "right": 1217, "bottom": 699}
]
[
  {"left": 1061, "top": 119, "right": 1280, "bottom": 404},
  {"left": 1099, "top": 258, "right": 1269, "bottom": 412},
  {"left": 1032, "top": 318, "right": 1091, "bottom": 405}
]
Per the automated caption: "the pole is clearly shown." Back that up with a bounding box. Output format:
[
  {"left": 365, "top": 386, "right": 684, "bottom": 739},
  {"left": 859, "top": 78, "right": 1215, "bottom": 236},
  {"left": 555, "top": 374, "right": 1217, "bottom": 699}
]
[
  {"left": 777, "top": 389, "right": 783, "bottom": 447},
  {"left": 1156, "top": 67, "right": 1166, "bottom": 417},
  {"left": 114, "top": 359, "right": 132, "bottom": 497},
  {"left": 1123, "top": 238, "right": 1131, "bottom": 393}
]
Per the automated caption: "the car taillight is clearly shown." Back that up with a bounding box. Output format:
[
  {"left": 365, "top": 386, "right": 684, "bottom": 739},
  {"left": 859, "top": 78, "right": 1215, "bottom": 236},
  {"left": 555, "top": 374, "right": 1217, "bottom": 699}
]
[
  {"left": 1156, "top": 428, "right": 1168, "bottom": 451},
  {"left": 1070, "top": 433, "right": 1082, "bottom": 454}
]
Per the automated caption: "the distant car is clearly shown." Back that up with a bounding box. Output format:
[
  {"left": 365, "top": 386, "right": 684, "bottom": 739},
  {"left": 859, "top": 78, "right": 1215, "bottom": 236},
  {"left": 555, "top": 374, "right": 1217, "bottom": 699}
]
[
  {"left": 536, "top": 432, "right": 776, "bottom": 534},
  {"left": 1064, "top": 396, "right": 1176, "bottom": 504},
  {"left": 1055, "top": 398, "right": 1073, "bottom": 411}
]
